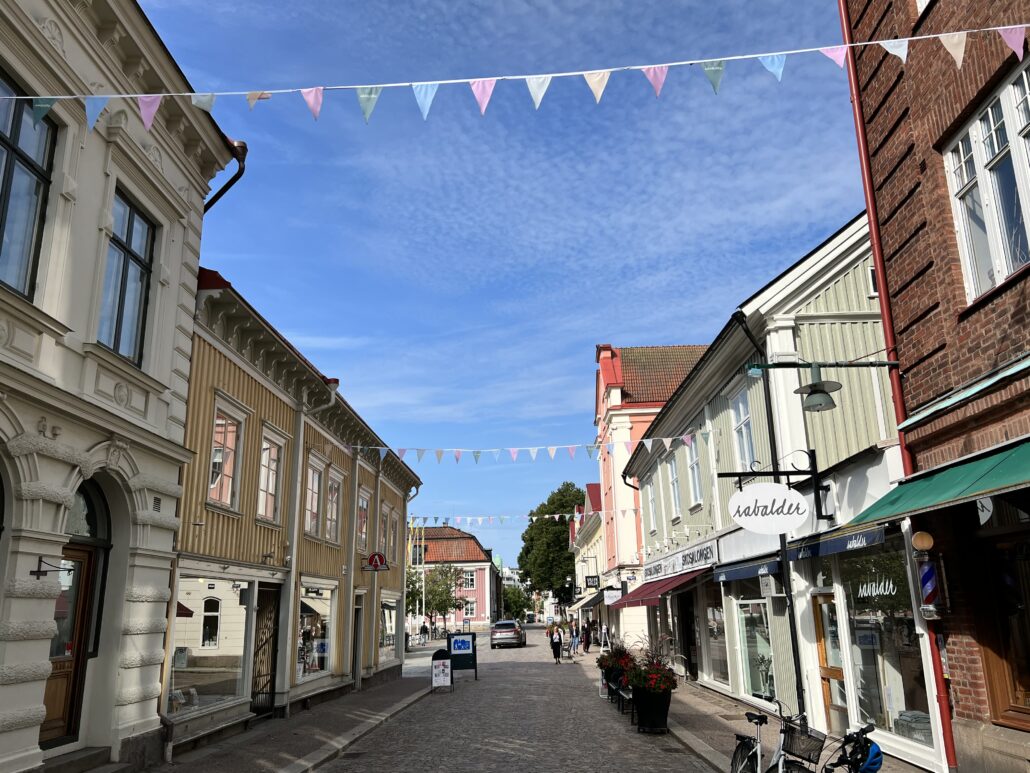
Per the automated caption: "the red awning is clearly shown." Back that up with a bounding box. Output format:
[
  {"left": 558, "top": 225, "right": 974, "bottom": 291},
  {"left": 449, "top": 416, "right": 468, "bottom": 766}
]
[
  {"left": 176, "top": 601, "right": 194, "bottom": 618},
  {"left": 609, "top": 568, "right": 708, "bottom": 609}
]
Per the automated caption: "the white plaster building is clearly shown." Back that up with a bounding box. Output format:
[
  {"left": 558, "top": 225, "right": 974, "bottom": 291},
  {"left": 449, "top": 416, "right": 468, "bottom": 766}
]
[{"left": 0, "top": 2, "right": 237, "bottom": 770}]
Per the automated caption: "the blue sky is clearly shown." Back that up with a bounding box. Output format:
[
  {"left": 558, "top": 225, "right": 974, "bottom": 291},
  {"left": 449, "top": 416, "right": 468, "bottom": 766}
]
[{"left": 141, "top": 0, "right": 865, "bottom": 566}]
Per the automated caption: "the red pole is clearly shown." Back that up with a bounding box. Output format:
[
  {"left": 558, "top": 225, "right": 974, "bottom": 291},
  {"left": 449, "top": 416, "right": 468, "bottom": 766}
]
[{"left": 836, "top": 1, "right": 957, "bottom": 768}]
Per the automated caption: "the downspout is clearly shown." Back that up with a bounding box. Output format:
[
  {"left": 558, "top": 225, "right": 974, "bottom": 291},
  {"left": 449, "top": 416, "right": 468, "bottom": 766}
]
[
  {"left": 276, "top": 378, "right": 339, "bottom": 717},
  {"left": 204, "top": 139, "right": 248, "bottom": 213},
  {"left": 836, "top": 4, "right": 956, "bottom": 768}
]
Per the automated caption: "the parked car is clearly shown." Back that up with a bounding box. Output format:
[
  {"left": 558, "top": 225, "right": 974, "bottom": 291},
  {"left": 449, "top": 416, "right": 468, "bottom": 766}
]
[
  {"left": 525, "top": 612, "right": 536, "bottom": 624},
  {"left": 490, "top": 620, "right": 526, "bottom": 649}
]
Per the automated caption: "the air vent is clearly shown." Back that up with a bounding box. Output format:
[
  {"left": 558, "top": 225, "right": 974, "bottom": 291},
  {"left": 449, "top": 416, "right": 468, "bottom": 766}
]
[{"left": 153, "top": 496, "right": 161, "bottom": 512}]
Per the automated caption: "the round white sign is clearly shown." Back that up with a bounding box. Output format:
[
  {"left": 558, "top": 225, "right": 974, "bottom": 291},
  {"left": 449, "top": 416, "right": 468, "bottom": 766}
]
[{"left": 728, "top": 482, "right": 810, "bottom": 535}]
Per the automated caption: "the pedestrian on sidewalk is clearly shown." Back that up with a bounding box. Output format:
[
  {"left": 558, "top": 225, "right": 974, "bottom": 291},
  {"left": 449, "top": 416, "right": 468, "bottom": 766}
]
[
  {"left": 582, "top": 621, "right": 591, "bottom": 654},
  {"left": 550, "top": 625, "right": 563, "bottom": 664},
  {"left": 571, "top": 622, "right": 580, "bottom": 655},
  {"left": 419, "top": 621, "right": 429, "bottom": 646}
]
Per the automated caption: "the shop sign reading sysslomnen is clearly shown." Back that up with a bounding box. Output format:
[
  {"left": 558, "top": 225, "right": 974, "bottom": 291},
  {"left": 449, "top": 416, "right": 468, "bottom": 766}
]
[
  {"left": 643, "top": 538, "right": 719, "bottom": 580},
  {"left": 585, "top": 575, "right": 601, "bottom": 589},
  {"left": 728, "top": 482, "right": 809, "bottom": 535}
]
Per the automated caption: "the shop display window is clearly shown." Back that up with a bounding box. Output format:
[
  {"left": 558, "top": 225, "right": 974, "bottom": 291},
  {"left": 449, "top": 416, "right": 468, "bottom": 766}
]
[
  {"left": 297, "top": 586, "right": 333, "bottom": 681},
  {"left": 839, "top": 534, "right": 931, "bottom": 746},
  {"left": 169, "top": 578, "right": 249, "bottom": 715},
  {"left": 705, "top": 582, "right": 730, "bottom": 684},
  {"left": 736, "top": 578, "right": 775, "bottom": 699},
  {"left": 379, "top": 600, "right": 398, "bottom": 663}
]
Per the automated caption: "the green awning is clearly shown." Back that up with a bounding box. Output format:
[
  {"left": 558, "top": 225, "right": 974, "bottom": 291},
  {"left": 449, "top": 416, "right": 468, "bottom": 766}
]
[{"left": 851, "top": 440, "right": 1030, "bottom": 526}]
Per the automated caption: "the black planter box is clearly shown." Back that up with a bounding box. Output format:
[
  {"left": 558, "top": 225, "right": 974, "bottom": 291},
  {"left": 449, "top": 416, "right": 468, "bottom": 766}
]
[{"left": 632, "top": 687, "right": 672, "bottom": 733}]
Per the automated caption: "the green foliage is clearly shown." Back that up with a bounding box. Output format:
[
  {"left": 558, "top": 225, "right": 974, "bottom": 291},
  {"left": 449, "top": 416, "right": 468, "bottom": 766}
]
[
  {"left": 517, "top": 481, "right": 583, "bottom": 604},
  {"left": 502, "top": 584, "right": 531, "bottom": 620},
  {"left": 423, "top": 564, "right": 465, "bottom": 622},
  {"left": 405, "top": 567, "right": 421, "bottom": 617}
]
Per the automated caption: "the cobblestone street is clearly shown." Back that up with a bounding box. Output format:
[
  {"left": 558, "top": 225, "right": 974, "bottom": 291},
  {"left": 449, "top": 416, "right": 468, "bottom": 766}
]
[{"left": 323, "top": 627, "right": 710, "bottom": 772}]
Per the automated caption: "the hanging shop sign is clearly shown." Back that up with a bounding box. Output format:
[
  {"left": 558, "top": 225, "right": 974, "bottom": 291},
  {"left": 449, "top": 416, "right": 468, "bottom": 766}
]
[
  {"left": 728, "top": 483, "right": 809, "bottom": 535},
  {"left": 644, "top": 538, "right": 719, "bottom": 580},
  {"left": 603, "top": 588, "right": 623, "bottom": 606},
  {"left": 585, "top": 575, "right": 601, "bottom": 588},
  {"left": 362, "top": 552, "right": 389, "bottom": 571}
]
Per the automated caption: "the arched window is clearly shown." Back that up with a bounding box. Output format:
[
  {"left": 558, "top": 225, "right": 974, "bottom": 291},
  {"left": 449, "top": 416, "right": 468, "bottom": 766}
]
[{"left": 202, "top": 598, "right": 220, "bottom": 648}]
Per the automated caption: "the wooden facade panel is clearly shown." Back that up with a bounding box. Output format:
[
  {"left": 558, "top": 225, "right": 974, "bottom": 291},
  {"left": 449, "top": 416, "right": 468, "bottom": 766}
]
[
  {"left": 800, "top": 256, "right": 879, "bottom": 315},
  {"left": 296, "top": 420, "right": 353, "bottom": 580},
  {"left": 179, "top": 336, "right": 293, "bottom": 566}
]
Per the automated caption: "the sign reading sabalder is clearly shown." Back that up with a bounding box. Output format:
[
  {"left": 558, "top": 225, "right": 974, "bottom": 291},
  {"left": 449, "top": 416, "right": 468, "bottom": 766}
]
[{"left": 728, "top": 482, "right": 810, "bottom": 535}]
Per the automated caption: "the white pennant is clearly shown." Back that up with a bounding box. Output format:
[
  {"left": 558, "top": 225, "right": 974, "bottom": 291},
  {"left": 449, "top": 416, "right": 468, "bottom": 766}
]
[
  {"left": 525, "top": 75, "right": 551, "bottom": 109},
  {"left": 416, "top": 449, "right": 426, "bottom": 462},
  {"left": 642, "top": 438, "right": 654, "bottom": 452},
  {"left": 880, "top": 39, "right": 909, "bottom": 64},
  {"left": 529, "top": 448, "right": 539, "bottom": 461},
  {"left": 940, "top": 32, "right": 967, "bottom": 68},
  {"left": 662, "top": 438, "right": 673, "bottom": 451},
  {"left": 547, "top": 446, "right": 558, "bottom": 460}
]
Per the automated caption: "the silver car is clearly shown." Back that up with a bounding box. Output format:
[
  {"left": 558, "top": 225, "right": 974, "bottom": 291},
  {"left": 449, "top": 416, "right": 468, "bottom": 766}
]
[{"left": 490, "top": 620, "right": 526, "bottom": 649}]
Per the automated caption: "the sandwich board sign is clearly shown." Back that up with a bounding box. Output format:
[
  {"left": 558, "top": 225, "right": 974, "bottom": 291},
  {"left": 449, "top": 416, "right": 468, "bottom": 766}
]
[{"left": 431, "top": 649, "right": 452, "bottom": 692}]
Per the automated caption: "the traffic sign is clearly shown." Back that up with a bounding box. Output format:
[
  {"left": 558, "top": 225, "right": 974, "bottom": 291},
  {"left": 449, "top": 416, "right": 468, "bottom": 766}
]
[{"left": 362, "top": 552, "right": 389, "bottom": 571}]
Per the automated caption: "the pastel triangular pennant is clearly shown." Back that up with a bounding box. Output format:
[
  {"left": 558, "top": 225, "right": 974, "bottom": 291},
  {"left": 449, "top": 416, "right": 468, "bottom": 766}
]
[
  {"left": 819, "top": 46, "right": 848, "bottom": 68},
  {"left": 940, "top": 33, "right": 967, "bottom": 68},
  {"left": 624, "top": 441, "right": 634, "bottom": 454},
  {"left": 434, "top": 449, "right": 444, "bottom": 463},
  {"left": 529, "top": 448, "right": 539, "bottom": 462},
  {"left": 455, "top": 517, "right": 463, "bottom": 524},
  {"left": 525, "top": 75, "right": 551, "bottom": 109},
  {"left": 702, "top": 61, "right": 725, "bottom": 94},
  {"left": 583, "top": 70, "right": 610, "bottom": 103},
  {"left": 398, "top": 449, "right": 407, "bottom": 460},
  {"left": 642, "top": 65, "right": 668, "bottom": 98},
  {"left": 492, "top": 449, "right": 501, "bottom": 462},
  {"left": 356, "top": 86, "right": 382, "bottom": 123},
  {"left": 470, "top": 79, "right": 496, "bottom": 115},
  {"left": 879, "top": 39, "right": 909, "bottom": 64},
  {"left": 454, "top": 449, "right": 462, "bottom": 463},
  {"left": 85, "top": 96, "right": 108, "bottom": 132},
  {"left": 434, "top": 517, "right": 439, "bottom": 525},
  {"left": 1000, "top": 26, "right": 1026, "bottom": 61},
  {"left": 137, "top": 95, "right": 162, "bottom": 130},
  {"left": 547, "top": 447, "right": 557, "bottom": 460},
  {"left": 683, "top": 434, "right": 693, "bottom": 448},
  {"left": 478, "top": 517, "right": 485, "bottom": 525},
  {"left": 416, "top": 449, "right": 426, "bottom": 462},
  {"left": 191, "top": 93, "right": 216, "bottom": 112},
  {"left": 567, "top": 446, "right": 577, "bottom": 460},
  {"left": 643, "top": 439, "right": 654, "bottom": 452},
  {"left": 606, "top": 443, "right": 614, "bottom": 454},
  {"left": 758, "top": 54, "right": 786, "bottom": 82},
  {"left": 586, "top": 445, "right": 596, "bottom": 460},
  {"left": 500, "top": 517, "right": 507, "bottom": 524},
  {"left": 509, "top": 448, "right": 520, "bottom": 462},
  {"left": 473, "top": 450, "right": 482, "bottom": 464},
  {"left": 378, "top": 448, "right": 388, "bottom": 461},
  {"left": 247, "top": 91, "right": 271, "bottom": 109},
  {"left": 301, "top": 87, "right": 324, "bottom": 120},
  {"left": 412, "top": 82, "right": 439, "bottom": 120},
  {"left": 662, "top": 438, "right": 673, "bottom": 452},
  {"left": 488, "top": 516, "right": 494, "bottom": 524}
]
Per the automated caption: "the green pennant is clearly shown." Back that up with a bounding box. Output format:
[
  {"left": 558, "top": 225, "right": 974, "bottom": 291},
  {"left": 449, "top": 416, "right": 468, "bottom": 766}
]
[
  {"left": 31, "top": 97, "right": 57, "bottom": 126},
  {"left": 356, "top": 86, "right": 383, "bottom": 123},
  {"left": 702, "top": 61, "right": 726, "bottom": 94}
]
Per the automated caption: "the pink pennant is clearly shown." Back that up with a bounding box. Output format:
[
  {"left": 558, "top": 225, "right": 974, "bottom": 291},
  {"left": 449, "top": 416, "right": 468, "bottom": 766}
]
[
  {"left": 470, "top": 79, "right": 496, "bottom": 115},
  {"left": 301, "top": 87, "right": 324, "bottom": 120},
  {"left": 819, "top": 46, "right": 848, "bottom": 68},
  {"left": 509, "top": 448, "right": 520, "bottom": 462},
  {"left": 488, "top": 516, "right": 494, "bottom": 524},
  {"left": 624, "top": 441, "right": 634, "bottom": 454},
  {"left": 642, "top": 65, "right": 668, "bottom": 98},
  {"left": 683, "top": 434, "right": 694, "bottom": 448},
  {"left": 454, "top": 450, "right": 462, "bottom": 463},
  {"left": 397, "top": 448, "right": 407, "bottom": 460},
  {"left": 455, "top": 517, "right": 463, "bottom": 524},
  {"left": 567, "top": 446, "right": 577, "bottom": 460},
  {"left": 137, "top": 95, "right": 162, "bottom": 131},
  {"left": 1000, "top": 26, "right": 1026, "bottom": 61}
]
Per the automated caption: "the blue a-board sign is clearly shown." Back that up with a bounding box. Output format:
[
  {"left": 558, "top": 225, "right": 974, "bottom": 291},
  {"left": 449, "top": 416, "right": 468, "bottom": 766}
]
[{"left": 447, "top": 632, "right": 478, "bottom": 680}]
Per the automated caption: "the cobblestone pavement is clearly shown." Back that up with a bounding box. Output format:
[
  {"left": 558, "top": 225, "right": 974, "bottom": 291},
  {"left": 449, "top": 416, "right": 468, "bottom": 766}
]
[{"left": 322, "top": 626, "right": 710, "bottom": 773}]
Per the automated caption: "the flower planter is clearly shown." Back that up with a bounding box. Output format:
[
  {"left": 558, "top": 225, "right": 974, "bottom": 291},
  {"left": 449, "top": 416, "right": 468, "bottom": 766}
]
[{"left": 632, "top": 687, "right": 672, "bottom": 733}]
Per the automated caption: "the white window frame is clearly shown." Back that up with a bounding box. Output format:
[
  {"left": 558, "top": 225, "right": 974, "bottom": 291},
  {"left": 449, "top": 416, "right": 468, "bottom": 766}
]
[
  {"left": 686, "top": 432, "right": 703, "bottom": 506},
  {"left": 730, "top": 386, "right": 756, "bottom": 471},
  {"left": 379, "top": 504, "right": 389, "bottom": 553},
  {"left": 208, "top": 394, "right": 249, "bottom": 511},
  {"left": 303, "top": 455, "right": 325, "bottom": 537},
  {"left": 256, "top": 424, "right": 287, "bottom": 523},
  {"left": 667, "top": 453, "right": 682, "bottom": 520},
  {"left": 646, "top": 476, "right": 658, "bottom": 534},
  {"left": 389, "top": 512, "right": 399, "bottom": 560},
  {"left": 944, "top": 60, "right": 1030, "bottom": 303},
  {"left": 201, "top": 597, "right": 220, "bottom": 648},
  {"left": 357, "top": 490, "right": 371, "bottom": 553},
  {"left": 463, "top": 569, "right": 476, "bottom": 590},
  {"left": 463, "top": 598, "right": 477, "bottom": 618},
  {"left": 325, "top": 471, "right": 343, "bottom": 543}
]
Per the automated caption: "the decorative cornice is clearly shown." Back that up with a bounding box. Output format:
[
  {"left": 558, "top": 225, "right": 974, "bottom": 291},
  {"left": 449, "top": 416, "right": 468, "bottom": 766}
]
[
  {"left": 4, "top": 579, "right": 62, "bottom": 600},
  {"left": 124, "top": 586, "right": 171, "bottom": 603},
  {"left": 5, "top": 433, "right": 92, "bottom": 473},
  {"left": 134, "top": 511, "right": 180, "bottom": 531},
  {"left": 115, "top": 682, "right": 162, "bottom": 706},
  {"left": 0, "top": 661, "right": 52, "bottom": 685},
  {"left": 0, "top": 620, "right": 59, "bottom": 642},
  {"left": 121, "top": 618, "right": 167, "bottom": 635},
  {"left": 15, "top": 482, "right": 75, "bottom": 508},
  {"left": 119, "top": 650, "right": 166, "bottom": 669},
  {"left": 128, "top": 474, "right": 182, "bottom": 498},
  {"left": 0, "top": 705, "right": 46, "bottom": 733}
]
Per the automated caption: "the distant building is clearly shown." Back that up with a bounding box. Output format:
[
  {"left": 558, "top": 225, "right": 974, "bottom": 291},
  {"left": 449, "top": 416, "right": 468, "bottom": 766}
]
[
  {"left": 500, "top": 566, "right": 523, "bottom": 588},
  {"left": 415, "top": 526, "right": 502, "bottom": 630}
]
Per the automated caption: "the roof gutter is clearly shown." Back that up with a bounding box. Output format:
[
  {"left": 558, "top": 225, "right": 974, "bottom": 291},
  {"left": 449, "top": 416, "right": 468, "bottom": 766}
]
[{"left": 204, "top": 139, "right": 248, "bottom": 213}]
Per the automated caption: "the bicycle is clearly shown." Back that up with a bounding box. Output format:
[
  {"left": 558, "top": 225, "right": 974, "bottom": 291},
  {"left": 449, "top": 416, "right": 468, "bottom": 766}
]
[
  {"left": 822, "top": 724, "right": 882, "bottom": 772},
  {"left": 730, "top": 696, "right": 826, "bottom": 772}
]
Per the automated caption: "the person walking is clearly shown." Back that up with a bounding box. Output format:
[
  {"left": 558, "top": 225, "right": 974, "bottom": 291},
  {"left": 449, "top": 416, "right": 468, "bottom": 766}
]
[
  {"left": 582, "top": 621, "right": 591, "bottom": 654},
  {"left": 571, "top": 622, "right": 580, "bottom": 655},
  {"left": 550, "top": 625, "right": 563, "bottom": 664}
]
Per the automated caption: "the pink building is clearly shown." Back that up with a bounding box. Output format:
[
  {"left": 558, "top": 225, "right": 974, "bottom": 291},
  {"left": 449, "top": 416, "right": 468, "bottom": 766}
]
[{"left": 420, "top": 527, "right": 502, "bottom": 631}]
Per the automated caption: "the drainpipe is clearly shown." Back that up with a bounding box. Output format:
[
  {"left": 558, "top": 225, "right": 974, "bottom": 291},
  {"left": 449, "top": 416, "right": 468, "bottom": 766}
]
[
  {"left": 836, "top": 3, "right": 956, "bottom": 768},
  {"left": 204, "top": 140, "right": 248, "bottom": 213},
  {"left": 276, "top": 378, "right": 339, "bottom": 717}
]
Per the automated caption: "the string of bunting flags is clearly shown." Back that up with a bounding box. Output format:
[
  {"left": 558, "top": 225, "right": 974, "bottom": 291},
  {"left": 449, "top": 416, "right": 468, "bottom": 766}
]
[
  {"left": 407, "top": 509, "right": 639, "bottom": 527},
  {"left": 8, "top": 23, "right": 1026, "bottom": 129}
]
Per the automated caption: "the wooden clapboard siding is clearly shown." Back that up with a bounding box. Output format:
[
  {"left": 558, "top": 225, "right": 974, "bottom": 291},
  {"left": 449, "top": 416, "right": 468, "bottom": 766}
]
[
  {"left": 296, "top": 420, "right": 353, "bottom": 580},
  {"left": 180, "top": 335, "right": 293, "bottom": 566}
]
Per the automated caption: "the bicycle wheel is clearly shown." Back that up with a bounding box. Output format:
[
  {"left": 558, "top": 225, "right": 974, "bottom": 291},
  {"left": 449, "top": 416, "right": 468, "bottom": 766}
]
[
  {"left": 782, "top": 761, "right": 811, "bottom": 773},
  {"left": 730, "top": 739, "right": 757, "bottom": 773}
]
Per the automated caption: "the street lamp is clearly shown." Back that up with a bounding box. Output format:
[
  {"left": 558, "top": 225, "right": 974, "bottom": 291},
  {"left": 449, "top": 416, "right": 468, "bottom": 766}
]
[{"left": 794, "top": 364, "right": 843, "bottom": 413}]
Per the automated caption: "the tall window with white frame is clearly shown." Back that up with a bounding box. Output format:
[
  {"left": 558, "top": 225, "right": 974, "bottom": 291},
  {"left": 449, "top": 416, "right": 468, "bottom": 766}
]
[
  {"left": 379, "top": 506, "right": 389, "bottom": 553},
  {"left": 357, "top": 494, "right": 370, "bottom": 552},
  {"left": 325, "top": 477, "right": 341, "bottom": 542},
  {"left": 304, "top": 463, "right": 322, "bottom": 536},
  {"left": 668, "top": 453, "right": 682, "bottom": 519},
  {"left": 390, "top": 513, "right": 398, "bottom": 560},
  {"left": 731, "top": 387, "right": 756, "bottom": 470},
  {"left": 0, "top": 72, "right": 54, "bottom": 297},
  {"left": 98, "top": 191, "right": 155, "bottom": 363},
  {"left": 209, "top": 411, "right": 240, "bottom": 508},
  {"left": 463, "top": 569, "right": 476, "bottom": 590},
  {"left": 946, "top": 62, "right": 1030, "bottom": 301},
  {"left": 687, "top": 434, "right": 703, "bottom": 506},
  {"left": 647, "top": 478, "right": 657, "bottom": 533},
  {"left": 257, "top": 435, "right": 282, "bottom": 522}
]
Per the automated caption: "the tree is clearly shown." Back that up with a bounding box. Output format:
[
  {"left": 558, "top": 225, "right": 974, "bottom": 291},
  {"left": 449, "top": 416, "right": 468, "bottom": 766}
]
[
  {"left": 423, "top": 564, "right": 465, "bottom": 624},
  {"left": 517, "top": 481, "right": 583, "bottom": 604},
  {"left": 405, "top": 567, "right": 422, "bottom": 617},
  {"left": 502, "top": 584, "right": 532, "bottom": 620}
]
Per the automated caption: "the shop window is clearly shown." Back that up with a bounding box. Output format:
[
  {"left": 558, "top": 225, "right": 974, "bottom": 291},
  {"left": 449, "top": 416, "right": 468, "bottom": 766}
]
[
  {"left": 736, "top": 580, "right": 775, "bottom": 699},
  {"left": 298, "top": 586, "right": 333, "bottom": 681},
  {"left": 169, "top": 579, "right": 249, "bottom": 716},
  {"left": 357, "top": 494, "right": 370, "bottom": 552},
  {"left": 839, "top": 534, "right": 931, "bottom": 746},
  {"left": 705, "top": 582, "right": 729, "bottom": 684},
  {"left": 379, "top": 600, "right": 397, "bottom": 663}
]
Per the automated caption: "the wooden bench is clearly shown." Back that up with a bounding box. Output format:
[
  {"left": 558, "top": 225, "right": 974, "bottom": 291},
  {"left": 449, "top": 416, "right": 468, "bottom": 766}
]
[
  {"left": 561, "top": 641, "right": 573, "bottom": 660},
  {"left": 617, "top": 687, "right": 634, "bottom": 721}
]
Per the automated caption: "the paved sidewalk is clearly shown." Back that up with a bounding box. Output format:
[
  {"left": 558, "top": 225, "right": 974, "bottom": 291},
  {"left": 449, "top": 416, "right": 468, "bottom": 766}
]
[{"left": 146, "top": 676, "right": 429, "bottom": 773}]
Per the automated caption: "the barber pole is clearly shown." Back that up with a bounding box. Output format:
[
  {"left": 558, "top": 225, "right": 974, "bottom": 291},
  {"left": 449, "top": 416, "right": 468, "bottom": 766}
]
[{"left": 917, "top": 557, "right": 941, "bottom": 620}]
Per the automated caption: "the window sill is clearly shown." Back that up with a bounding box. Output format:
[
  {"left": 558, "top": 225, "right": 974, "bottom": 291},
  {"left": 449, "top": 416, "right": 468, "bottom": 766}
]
[
  {"left": 205, "top": 501, "right": 242, "bottom": 518},
  {"left": 958, "top": 262, "right": 1030, "bottom": 321},
  {"left": 0, "top": 283, "right": 71, "bottom": 338},
  {"left": 256, "top": 518, "right": 281, "bottom": 530},
  {"left": 82, "top": 342, "right": 167, "bottom": 393},
  {"left": 671, "top": 515, "right": 682, "bottom": 524},
  {"left": 689, "top": 503, "right": 704, "bottom": 514}
]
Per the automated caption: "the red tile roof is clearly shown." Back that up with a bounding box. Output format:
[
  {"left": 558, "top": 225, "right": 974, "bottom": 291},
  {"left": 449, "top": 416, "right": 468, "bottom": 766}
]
[
  {"left": 585, "top": 483, "right": 602, "bottom": 513},
  {"left": 421, "top": 526, "right": 492, "bottom": 563},
  {"left": 619, "top": 346, "right": 707, "bottom": 404}
]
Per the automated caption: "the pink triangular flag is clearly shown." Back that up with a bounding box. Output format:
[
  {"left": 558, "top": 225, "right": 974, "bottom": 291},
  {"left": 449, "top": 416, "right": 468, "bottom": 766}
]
[
  {"left": 624, "top": 441, "right": 634, "bottom": 454},
  {"left": 683, "top": 434, "right": 693, "bottom": 448},
  {"left": 509, "top": 448, "right": 519, "bottom": 462},
  {"left": 488, "top": 516, "right": 494, "bottom": 524},
  {"left": 301, "top": 87, "right": 324, "bottom": 120},
  {"left": 397, "top": 448, "right": 407, "bottom": 460},
  {"left": 547, "top": 446, "right": 557, "bottom": 460},
  {"left": 642, "top": 65, "right": 668, "bottom": 98},
  {"left": 470, "top": 79, "right": 496, "bottom": 115},
  {"left": 454, "top": 450, "right": 462, "bottom": 463},
  {"left": 819, "top": 46, "right": 848, "bottom": 68},
  {"left": 137, "top": 95, "right": 162, "bottom": 131},
  {"left": 455, "top": 517, "right": 463, "bottom": 524},
  {"left": 1000, "top": 26, "right": 1026, "bottom": 61},
  {"left": 567, "top": 446, "right": 577, "bottom": 460}
]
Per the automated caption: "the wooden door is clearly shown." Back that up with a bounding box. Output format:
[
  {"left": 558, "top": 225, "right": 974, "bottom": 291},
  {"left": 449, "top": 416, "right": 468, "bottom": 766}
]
[
  {"left": 40, "top": 546, "right": 96, "bottom": 746},
  {"left": 813, "top": 593, "right": 849, "bottom": 735},
  {"left": 251, "top": 584, "right": 279, "bottom": 715}
]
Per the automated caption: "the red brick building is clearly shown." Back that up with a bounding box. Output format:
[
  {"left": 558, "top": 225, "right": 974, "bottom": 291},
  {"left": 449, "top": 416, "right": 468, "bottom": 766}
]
[{"left": 843, "top": 2, "right": 1030, "bottom": 770}]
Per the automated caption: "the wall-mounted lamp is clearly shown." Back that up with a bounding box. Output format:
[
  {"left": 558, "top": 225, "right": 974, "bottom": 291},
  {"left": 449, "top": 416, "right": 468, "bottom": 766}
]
[{"left": 795, "top": 364, "right": 843, "bottom": 413}]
